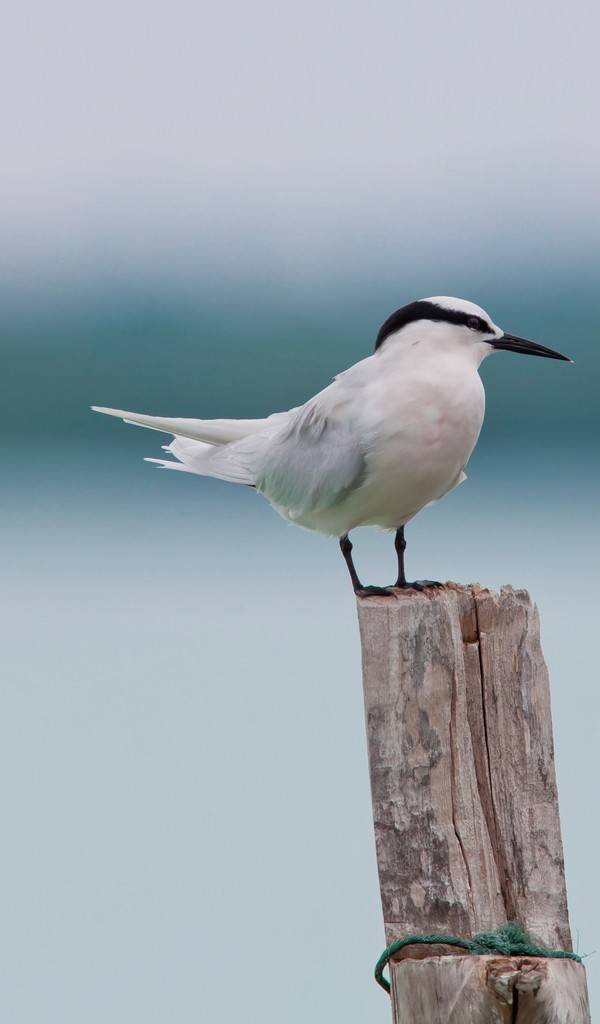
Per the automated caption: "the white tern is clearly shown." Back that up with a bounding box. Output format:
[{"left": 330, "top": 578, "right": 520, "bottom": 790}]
[{"left": 93, "top": 296, "right": 571, "bottom": 595}]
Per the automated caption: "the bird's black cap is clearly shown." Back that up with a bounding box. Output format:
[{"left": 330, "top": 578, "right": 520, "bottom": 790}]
[{"left": 375, "top": 300, "right": 491, "bottom": 351}]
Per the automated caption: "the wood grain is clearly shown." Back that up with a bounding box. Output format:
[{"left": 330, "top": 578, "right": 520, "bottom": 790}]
[
  {"left": 357, "top": 584, "right": 590, "bottom": 1021},
  {"left": 357, "top": 584, "right": 571, "bottom": 948}
]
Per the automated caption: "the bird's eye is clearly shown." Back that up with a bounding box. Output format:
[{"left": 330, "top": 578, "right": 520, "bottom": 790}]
[{"left": 467, "top": 317, "right": 480, "bottom": 331}]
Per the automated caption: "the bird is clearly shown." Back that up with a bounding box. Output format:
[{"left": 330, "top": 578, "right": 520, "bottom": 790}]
[{"left": 92, "top": 296, "right": 571, "bottom": 596}]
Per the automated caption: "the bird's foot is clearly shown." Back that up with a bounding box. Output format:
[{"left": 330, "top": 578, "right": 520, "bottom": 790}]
[
  {"left": 394, "top": 579, "right": 442, "bottom": 592},
  {"left": 354, "top": 585, "right": 396, "bottom": 598}
]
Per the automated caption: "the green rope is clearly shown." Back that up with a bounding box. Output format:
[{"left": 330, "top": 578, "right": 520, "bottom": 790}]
[{"left": 375, "top": 922, "right": 582, "bottom": 994}]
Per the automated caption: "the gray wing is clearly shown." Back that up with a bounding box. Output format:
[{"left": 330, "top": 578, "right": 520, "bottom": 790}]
[{"left": 252, "top": 396, "right": 366, "bottom": 516}]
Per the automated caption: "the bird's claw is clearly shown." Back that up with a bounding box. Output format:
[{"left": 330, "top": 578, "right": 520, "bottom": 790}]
[
  {"left": 394, "top": 579, "right": 442, "bottom": 592},
  {"left": 355, "top": 585, "right": 396, "bottom": 598},
  {"left": 355, "top": 580, "right": 443, "bottom": 597}
]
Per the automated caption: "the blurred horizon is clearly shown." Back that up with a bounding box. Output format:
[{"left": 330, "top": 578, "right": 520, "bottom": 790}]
[{"left": 3, "top": 259, "right": 598, "bottom": 451}]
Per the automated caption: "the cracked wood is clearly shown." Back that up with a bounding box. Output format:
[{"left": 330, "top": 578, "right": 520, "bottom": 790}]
[
  {"left": 357, "top": 584, "right": 591, "bottom": 1021},
  {"left": 357, "top": 584, "right": 572, "bottom": 950}
]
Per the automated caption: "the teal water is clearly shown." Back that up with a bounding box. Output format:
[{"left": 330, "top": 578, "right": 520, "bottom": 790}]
[{"left": 1, "top": 440, "right": 598, "bottom": 1022}]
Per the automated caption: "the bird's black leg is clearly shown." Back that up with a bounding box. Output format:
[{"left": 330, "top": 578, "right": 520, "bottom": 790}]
[
  {"left": 339, "top": 534, "right": 393, "bottom": 597},
  {"left": 393, "top": 526, "right": 442, "bottom": 592},
  {"left": 339, "top": 534, "right": 362, "bottom": 591},
  {"left": 394, "top": 526, "right": 407, "bottom": 587}
]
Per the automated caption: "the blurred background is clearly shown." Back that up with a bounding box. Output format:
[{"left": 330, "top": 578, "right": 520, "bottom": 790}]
[{"left": 1, "top": 0, "right": 599, "bottom": 1020}]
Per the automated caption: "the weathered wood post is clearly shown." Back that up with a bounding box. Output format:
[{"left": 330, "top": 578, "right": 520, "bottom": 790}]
[{"left": 358, "top": 583, "right": 591, "bottom": 1023}]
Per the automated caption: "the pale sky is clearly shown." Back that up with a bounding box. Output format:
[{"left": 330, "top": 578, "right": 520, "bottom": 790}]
[{"left": 2, "top": 0, "right": 599, "bottom": 288}]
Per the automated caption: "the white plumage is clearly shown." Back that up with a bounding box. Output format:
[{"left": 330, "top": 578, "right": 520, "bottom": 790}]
[{"left": 93, "top": 296, "right": 570, "bottom": 593}]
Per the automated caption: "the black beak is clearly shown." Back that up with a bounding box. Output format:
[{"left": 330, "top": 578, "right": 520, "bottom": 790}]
[{"left": 492, "top": 333, "right": 572, "bottom": 362}]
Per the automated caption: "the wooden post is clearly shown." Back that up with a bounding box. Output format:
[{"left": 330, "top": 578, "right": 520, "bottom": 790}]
[{"left": 357, "top": 584, "right": 591, "bottom": 1023}]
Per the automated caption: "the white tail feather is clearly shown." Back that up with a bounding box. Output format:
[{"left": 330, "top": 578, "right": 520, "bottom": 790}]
[
  {"left": 163, "top": 437, "right": 256, "bottom": 484},
  {"left": 91, "top": 406, "right": 289, "bottom": 446},
  {"left": 91, "top": 404, "right": 302, "bottom": 487},
  {"left": 144, "top": 458, "right": 194, "bottom": 472}
]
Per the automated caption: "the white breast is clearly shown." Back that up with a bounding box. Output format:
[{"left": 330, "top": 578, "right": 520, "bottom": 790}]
[{"left": 285, "top": 349, "right": 486, "bottom": 536}]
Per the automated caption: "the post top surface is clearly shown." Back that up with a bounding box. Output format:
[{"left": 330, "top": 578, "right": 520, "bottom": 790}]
[{"left": 355, "top": 582, "right": 532, "bottom": 607}]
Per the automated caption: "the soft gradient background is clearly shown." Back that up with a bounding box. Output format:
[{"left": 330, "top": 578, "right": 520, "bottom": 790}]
[{"left": 2, "top": 1, "right": 599, "bottom": 1021}]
